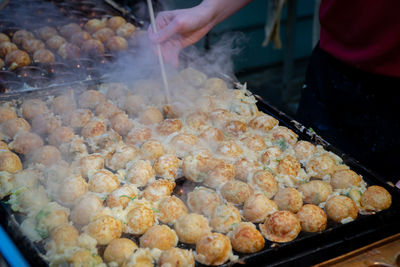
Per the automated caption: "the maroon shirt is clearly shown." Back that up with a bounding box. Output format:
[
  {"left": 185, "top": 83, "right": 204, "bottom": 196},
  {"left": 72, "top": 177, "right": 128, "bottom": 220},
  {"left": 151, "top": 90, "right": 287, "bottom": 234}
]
[{"left": 319, "top": 0, "right": 400, "bottom": 77}]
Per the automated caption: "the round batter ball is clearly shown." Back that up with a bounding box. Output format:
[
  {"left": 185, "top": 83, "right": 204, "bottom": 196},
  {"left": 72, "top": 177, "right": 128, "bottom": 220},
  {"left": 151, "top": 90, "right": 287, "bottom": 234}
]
[
  {"left": 204, "top": 161, "right": 235, "bottom": 189},
  {"left": 294, "top": 140, "right": 316, "bottom": 161},
  {"left": 307, "top": 154, "right": 337, "bottom": 178},
  {"left": 330, "top": 169, "right": 362, "bottom": 189},
  {"left": 140, "top": 140, "right": 165, "bottom": 162},
  {"left": 29, "top": 145, "right": 61, "bottom": 166},
  {"left": 0, "top": 42, "right": 18, "bottom": 58},
  {"left": 106, "top": 36, "right": 128, "bottom": 52},
  {"left": 116, "top": 23, "right": 136, "bottom": 38},
  {"left": 126, "top": 159, "right": 154, "bottom": 186},
  {"left": 140, "top": 224, "right": 178, "bottom": 250},
  {"left": 139, "top": 107, "right": 163, "bottom": 125},
  {"left": 223, "top": 120, "right": 247, "bottom": 137},
  {"left": 122, "top": 94, "right": 145, "bottom": 116},
  {"left": 325, "top": 195, "right": 358, "bottom": 223},
  {"left": 31, "top": 113, "right": 62, "bottom": 136},
  {"left": 58, "top": 174, "right": 88, "bottom": 206},
  {"left": 361, "top": 185, "right": 392, "bottom": 211},
  {"left": 271, "top": 126, "right": 298, "bottom": 146},
  {"left": 59, "top": 23, "right": 82, "bottom": 39},
  {"left": 92, "top": 27, "right": 115, "bottom": 43},
  {"left": 36, "top": 26, "right": 58, "bottom": 41},
  {"left": 182, "top": 149, "right": 213, "bottom": 183},
  {"left": 277, "top": 155, "right": 301, "bottom": 177},
  {"left": 64, "top": 108, "right": 93, "bottom": 129},
  {"left": 0, "top": 150, "right": 22, "bottom": 174},
  {"left": 233, "top": 158, "right": 260, "bottom": 182},
  {"left": 81, "top": 39, "right": 105, "bottom": 56},
  {"left": 227, "top": 222, "right": 265, "bottom": 254},
  {"left": 106, "top": 145, "right": 137, "bottom": 171},
  {"left": 261, "top": 146, "right": 283, "bottom": 165},
  {"left": 77, "top": 154, "right": 104, "bottom": 178},
  {"left": 46, "top": 35, "right": 66, "bottom": 50},
  {"left": 296, "top": 204, "right": 327, "bottom": 232},
  {"left": 79, "top": 90, "right": 106, "bottom": 109},
  {"left": 241, "top": 134, "right": 267, "bottom": 151},
  {"left": 209, "top": 108, "right": 232, "bottom": 127},
  {"left": 153, "top": 154, "right": 180, "bottom": 180},
  {"left": 273, "top": 187, "right": 303, "bottom": 213},
  {"left": 125, "top": 202, "right": 155, "bottom": 235},
  {"left": 185, "top": 111, "right": 209, "bottom": 131},
  {"left": 70, "top": 31, "right": 91, "bottom": 46},
  {"left": 50, "top": 224, "right": 79, "bottom": 249},
  {"left": 195, "top": 232, "right": 232, "bottom": 266},
  {"left": 9, "top": 131, "right": 43, "bottom": 155},
  {"left": 107, "top": 16, "right": 126, "bottom": 31},
  {"left": 71, "top": 193, "right": 103, "bottom": 226},
  {"left": 33, "top": 48, "right": 55, "bottom": 63},
  {"left": 142, "top": 179, "right": 175, "bottom": 202},
  {"left": 199, "top": 127, "right": 225, "bottom": 145},
  {"left": 69, "top": 250, "right": 103, "bottom": 267},
  {"left": 216, "top": 140, "right": 243, "bottom": 158},
  {"left": 57, "top": 43, "right": 80, "bottom": 60},
  {"left": 210, "top": 203, "right": 242, "bottom": 233},
  {"left": 106, "top": 184, "right": 137, "bottom": 209},
  {"left": 110, "top": 112, "right": 133, "bottom": 136},
  {"left": 51, "top": 94, "right": 77, "bottom": 116},
  {"left": 21, "top": 39, "right": 45, "bottom": 54},
  {"left": 0, "top": 33, "right": 10, "bottom": 43},
  {"left": 220, "top": 179, "right": 253, "bottom": 205},
  {"left": 88, "top": 169, "right": 120, "bottom": 194},
  {"left": 125, "top": 127, "right": 152, "bottom": 146},
  {"left": 248, "top": 170, "right": 278, "bottom": 199},
  {"left": 156, "top": 196, "right": 188, "bottom": 225},
  {"left": 104, "top": 238, "right": 138, "bottom": 266},
  {"left": 157, "top": 119, "right": 183, "bottom": 136},
  {"left": 6, "top": 50, "right": 31, "bottom": 69},
  {"left": 243, "top": 193, "right": 278, "bottom": 223},
  {"left": 298, "top": 180, "right": 332, "bottom": 205},
  {"left": 12, "top": 30, "right": 34, "bottom": 45},
  {"left": 87, "top": 215, "right": 122, "bottom": 245},
  {"left": 0, "top": 141, "right": 8, "bottom": 150},
  {"left": 187, "top": 186, "right": 221, "bottom": 218},
  {"left": 85, "top": 19, "right": 106, "bottom": 33},
  {"left": 260, "top": 210, "right": 301, "bottom": 243},
  {"left": 174, "top": 213, "right": 211, "bottom": 244},
  {"left": 1, "top": 118, "right": 31, "bottom": 138},
  {"left": 81, "top": 120, "right": 107, "bottom": 138},
  {"left": 248, "top": 114, "right": 278, "bottom": 132},
  {"left": 95, "top": 101, "right": 121, "bottom": 119},
  {"left": 21, "top": 99, "right": 48, "bottom": 121},
  {"left": 170, "top": 133, "right": 199, "bottom": 157},
  {"left": 158, "top": 247, "right": 195, "bottom": 267},
  {"left": 0, "top": 106, "right": 17, "bottom": 124}
]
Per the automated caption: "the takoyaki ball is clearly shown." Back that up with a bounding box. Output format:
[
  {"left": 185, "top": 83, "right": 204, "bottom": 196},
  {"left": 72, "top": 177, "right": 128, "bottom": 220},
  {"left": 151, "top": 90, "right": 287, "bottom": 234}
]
[
  {"left": 209, "top": 108, "right": 232, "bottom": 127},
  {"left": 69, "top": 250, "right": 103, "bottom": 267},
  {"left": 106, "top": 36, "right": 128, "bottom": 52},
  {"left": 271, "top": 126, "right": 298, "bottom": 146},
  {"left": 248, "top": 114, "right": 279, "bottom": 132},
  {"left": 187, "top": 186, "right": 221, "bottom": 218},
  {"left": 227, "top": 222, "right": 265, "bottom": 254},
  {"left": 330, "top": 169, "right": 362, "bottom": 190},
  {"left": 241, "top": 134, "right": 267, "bottom": 151},
  {"left": 260, "top": 211, "right": 301, "bottom": 243},
  {"left": 88, "top": 130, "right": 121, "bottom": 153},
  {"left": 0, "top": 106, "right": 17, "bottom": 124},
  {"left": 195, "top": 232, "right": 232, "bottom": 266},
  {"left": 57, "top": 43, "right": 80, "bottom": 60},
  {"left": 104, "top": 238, "right": 138, "bottom": 266},
  {"left": 71, "top": 193, "right": 103, "bottom": 225},
  {"left": 0, "top": 141, "right": 8, "bottom": 150},
  {"left": 274, "top": 187, "right": 303, "bottom": 213},
  {"left": 116, "top": 23, "right": 136, "bottom": 38},
  {"left": 249, "top": 170, "right": 278, "bottom": 199},
  {"left": 0, "top": 150, "right": 22, "bottom": 173},
  {"left": 203, "top": 77, "right": 229, "bottom": 95},
  {"left": 87, "top": 215, "right": 122, "bottom": 245},
  {"left": 95, "top": 101, "right": 120, "bottom": 119},
  {"left": 360, "top": 185, "right": 392, "bottom": 211},
  {"left": 204, "top": 161, "right": 235, "bottom": 189},
  {"left": 233, "top": 158, "right": 260, "bottom": 182},
  {"left": 106, "top": 145, "right": 137, "bottom": 171},
  {"left": 79, "top": 90, "right": 106, "bottom": 109},
  {"left": 126, "top": 160, "right": 154, "bottom": 186},
  {"left": 64, "top": 109, "right": 92, "bottom": 129},
  {"left": 0, "top": 41, "right": 17, "bottom": 58},
  {"left": 157, "top": 119, "right": 183, "bottom": 136},
  {"left": 101, "top": 82, "right": 128, "bottom": 101},
  {"left": 277, "top": 155, "right": 301, "bottom": 177},
  {"left": 142, "top": 179, "right": 175, "bottom": 202},
  {"left": 36, "top": 26, "right": 58, "bottom": 41},
  {"left": 260, "top": 146, "right": 283, "bottom": 165},
  {"left": 9, "top": 131, "right": 43, "bottom": 155},
  {"left": 158, "top": 248, "right": 195, "bottom": 267},
  {"left": 0, "top": 58, "right": 4, "bottom": 69},
  {"left": 70, "top": 31, "right": 91, "bottom": 46},
  {"left": 107, "top": 16, "right": 126, "bottom": 31},
  {"left": 81, "top": 39, "right": 105, "bottom": 56},
  {"left": 0, "top": 33, "right": 10, "bottom": 43},
  {"left": 51, "top": 94, "right": 77, "bottom": 115},
  {"left": 210, "top": 203, "right": 241, "bottom": 233},
  {"left": 140, "top": 140, "right": 165, "bottom": 162},
  {"left": 157, "top": 196, "right": 188, "bottom": 224},
  {"left": 78, "top": 154, "right": 104, "bottom": 178},
  {"left": 179, "top": 67, "right": 207, "bottom": 88},
  {"left": 85, "top": 19, "right": 106, "bottom": 33},
  {"left": 170, "top": 133, "right": 199, "bottom": 156},
  {"left": 1, "top": 118, "right": 31, "bottom": 138},
  {"left": 81, "top": 120, "right": 107, "bottom": 138},
  {"left": 33, "top": 49, "right": 55, "bottom": 63},
  {"left": 294, "top": 141, "right": 316, "bottom": 161},
  {"left": 59, "top": 23, "right": 82, "bottom": 39},
  {"left": 220, "top": 179, "right": 253, "bottom": 205},
  {"left": 185, "top": 111, "right": 209, "bottom": 131},
  {"left": 21, "top": 99, "right": 48, "bottom": 121},
  {"left": 325, "top": 195, "right": 358, "bottom": 223},
  {"left": 199, "top": 127, "right": 225, "bottom": 144},
  {"left": 140, "top": 224, "right": 178, "bottom": 250},
  {"left": 125, "top": 203, "right": 155, "bottom": 234},
  {"left": 30, "top": 145, "right": 61, "bottom": 166},
  {"left": 92, "top": 27, "right": 115, "bottom": 43},
  {"left": 106, "top": 184, "right": 137, "bottom": 209},
  {"left": 153, "top": 154, "right": 180, "bottom": 180},
  {"left": 125, "top": 127, "right": 152, "bottom": 146},
  {"left": 174, "top": 213, "right": 211, "bottom": 244},
  {"left": 182, "top": 149, "right": 214, "bottom": 182},
  {"left": 5, "top": 50, "right": 31, "bottom": 70},
  {"left": 122, "top": 94, "right": 145, "bottom": 116},
  {"left": 216, "top": 140, "right": 243, "bottom": 158},
  {"left": 50, "top": 224, "right": 79, "bottom": 249},
  {"left": 34, "top": 203, "right": 69, "bottom": 235},
  {"left": 21, "top": 39, "right": 45, "bottom": 54},
  {"left": 139, "top": 107, "right": 163, "bottom": 125},
  {"left": 46, "top": 35, "right": 66, "bottom": 50},
  {"left": 12, "top": 30, "right": 34, "bottom": 45},
  {"left": 243, "top": 193, "right": 278, "bottom": 223},
  {"left": 223, "top": 120, "right": 246, "bottom": 137},
  {"left": 58, "top": 174, "right": 88, "bottom": 206},
  {"left": 306, "top": 154, "right": 337, "bottom": 178},
  {"left": 296, "top": 204, "right": 327, "bottom": 232},
  {"left": 88, "top": 169, "right": 120, "bottom": 194},
  {"left": 110, "top": 112, "right": 133, "bottom": 136},
  {"left": 298, "top": 180, "right": 332, "bottom": 205}
]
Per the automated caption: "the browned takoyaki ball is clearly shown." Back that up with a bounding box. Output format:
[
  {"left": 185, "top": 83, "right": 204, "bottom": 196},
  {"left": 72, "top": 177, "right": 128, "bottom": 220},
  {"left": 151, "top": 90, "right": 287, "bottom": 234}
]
[
  {"left": 260, "top": 210, "right": 301, "bottom": 243},
  {"left": 116, "top": 23, "right": 136, "bottom": 38},
  {"left": 77, "top": 154, "right": 104, "bottom": 178},
  {"left": 0, "top": 141, "right": 8, "bottom": 150},
  {"left": 199, "top": 127, "right": 225, "bottom": 144},
  {"left": 0, "top": 42, "right": 17, "bottom": 58},
  {"left": 227, "top": 222, "right": 265, "bottom": 254},
  {"left": 243, "top": 193, "right": 278, "bottom": 223},
  {"left": 8, "top": 131, "right": 43, "bottom": 155},
  {"left": 106, "top": 145, "right": 137, "bottom": 171},
  {"left": 21, "top": 99, "right": 48, "bottom": 121},
  {"left": 0, "top": 150, "right": 22, "bottom": 173},
  {"left": 107, "top": 16, "right": 126, "bottom": 30},
  {"left": 33, "top": 49, "right": 55, "bottom": 63},
  {"left": 248, "top": 170, "right": 278, "bottom": 199},
  {"left": 233, "top": 158, "right": 260, "bottom": 182},
  {"left": 47, "top": 126, "right": 75, "bottom": 146},
  {"left": 294, "top": 140, "right": 316, "bottom": 161},
  {"left": 29, "top": 145, "right": 61, "bottom": 166},
  {"left": 64, "top": 109, "right": 93, "bottom": 129},
  {"left": 241, "top": 134, "right": 267, "bottom": 151},
  {"left": 296, "top": 204, "right": 327, "bottom": 232},
  {"left": 0, "top": 33, "right": 10, "bottom": 43},
  {"left": 50, "top": 224, "right": 79, "bottom": 248},
  {"left": 58, "top": 174, "right": 88, "bottom": 206},
  {"left": 330, "top": 169, "right": 362, "bottom": 189},
  {"left": 210, "top": 203, "right": 242, "bottom": 233},
  {"left": 95, "top": 101, "right": 120, "bottom": 119},
  {"left": 57, "top": 43, "right": 80, "bottom": 60},
  {"left": 85, "top": 19, "right": 106, "bottom": 33},
  {"left": 307, "top": 154, "right": 337, "bottom": 178},
  {"left": 106, "top": 185, "right": 137, "bottom": 209},
  {"left": 59, "top": 23, "right": 82, "bottom": 39},
  {"left": 21, "top": 39, "right": 45, "bottom": 54},
  {"left": 81, "top": 120, "right": 107, "bottom": 138},
  {"left": 125, "top": 127, "right": 152, "bottom": 146},
  {"left": 195, "top": 232, "right": 232, "bottom": 266},
  {"left": 5, "top": 50, "right": 31, "bottom": 70},
  {"left": 157, "top": 196, "right": 188, "bottom": 224},
  {"left": 157, "top": 119, "right": 183, "bottom": 136},
  {"left": 209, "top": 108, "right": 232, "bottom": 127},
  {"left": 140, "top": 140, "right": 165, "bottom": 162},
  {"left": 81, "top": 39, "right": 105, "bottom": 56},
  {"left": 187, "top": 186, "right": 221, "bottom": 218},
  {"left": 153, "top": 154, "right": 180, "bottom": 180},
  {"left": 1, "top": 118, "right": 31, "bottom": 138},
  {"left": 122, "top": 94, "right": 145, "bottom": 116},
  {"left": 182, "top": 149, "right": 214, "bottom": 183},
  {"left": 170, "top": 133, "right": 199, "bottom": 156},
  {"left": 361, "top": 185, "right": 392, "bottom": 211},
  {"left": 87, "top": 215, "right": 122, "bottom": 245},
  {"left": 104, "top": 238, "right": 138, "bottom": 266},
  {"left": 174, "top": 213, "right": 211, "bottom": 244},
  {"left": 298, "top": 180, "right": 332, "bottom": 205},
  {"left": 248, "top": 114, "right": 278, "bottom": 132},
  {"left": 36, "top": 26, "right": 58, "bottom": 41},
  {"left": 139, "top": 107, "right": 164, "bottom": 125},
  {"left": 46, "top": 35, "right": 66, "bottom": 50},
  {"left": 325, "top": 195, "right": 358, "bottom": 223},
  {"left": 223, "top": 120, "right": 246, "bottom": 137},
  {"left": 92, "top": 27, "right": 115, "bottom": 43},
  {"left": 158, "top": 248, "right": 195, "bottom": 267},
  {"left": 216, "top": 140, "right": 243, "bottom": 158},
  {"left": 52, "top": 94, "right": 77, "bottom": 115},
  {"left": 274, "top": 187, "right": 303, "bottom": 213},
  {"left": 69, "top": 250, "right": 103, "bottom": 266},
  {"left": 126, "top": 159, "right": 154, "bottom": 186},
  {"left": 220, "top": 179, "right": 253, "bottom": 205},
  {"left": 110, "top": 112, "right": 133, "bottom": 136},
  {"left": 0, "top": 106, "right": 17, "bottom": 124},
  {"left": 204, "top": 161, "right": 235, "bottom": 189},
  {"left": 71, "top": 193, "right": 103, "bottom": 226},
  {"left": 270, "top": 126, "right": 298, "bottom": 146},
  {"left": 0, "top": 58, "right": 4, "bottom": 69},
  {"left": 140, "top": 224, "right": 178, "bottom": 250},
  {"left": 88, "top": 169, "right": 120, "bottom": 194},
  {"left": 69, "top": 31, "right": 91, "bottom": 46},
  {"left": 185, "top": 111, "right": 208, "bottom": 131},
  {"left": 79, "top": 89, "right": 106, "bottom": 109},
  {"left": 106, "top": 36, "right": 128, "bottom": 52},
  {"left": 142, "top": 179, "right": 175, "bottom": 202},
  {"left": 125, "top": 202, "right": 156, "bottom": 235},
  {"left": 277, "top": 155, "right": 301, "bottom": 177},
  {"left": 12, "top": 30, "right": 34, "bottom": 45},
  {"left": 261, "top": 146, "right": 282, "bottom": 165}
]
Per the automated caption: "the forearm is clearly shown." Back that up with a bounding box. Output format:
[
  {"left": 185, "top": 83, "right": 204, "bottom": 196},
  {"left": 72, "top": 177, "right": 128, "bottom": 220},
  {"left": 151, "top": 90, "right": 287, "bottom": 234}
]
[{"left": 199, "top": 0, "right": 253, "bottom": 27}]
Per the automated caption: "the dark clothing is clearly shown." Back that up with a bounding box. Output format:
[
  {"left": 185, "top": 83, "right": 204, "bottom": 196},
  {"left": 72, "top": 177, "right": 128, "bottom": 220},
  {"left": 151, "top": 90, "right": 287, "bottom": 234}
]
[{"left": 297, "top": 45, "right": 400, "bottom": 183}]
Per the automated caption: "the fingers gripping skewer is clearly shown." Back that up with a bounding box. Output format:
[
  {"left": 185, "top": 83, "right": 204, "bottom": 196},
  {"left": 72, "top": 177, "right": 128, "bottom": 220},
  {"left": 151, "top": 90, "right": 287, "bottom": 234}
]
[{"left": 147, "top": 0, "right": 171, "bottom": 104}]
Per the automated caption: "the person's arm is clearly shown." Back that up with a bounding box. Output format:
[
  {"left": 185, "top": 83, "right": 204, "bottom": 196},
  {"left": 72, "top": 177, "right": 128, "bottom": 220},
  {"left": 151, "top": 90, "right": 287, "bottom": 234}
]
[{"left": 148, "top": 0, "right": 252, "bottom": 66}]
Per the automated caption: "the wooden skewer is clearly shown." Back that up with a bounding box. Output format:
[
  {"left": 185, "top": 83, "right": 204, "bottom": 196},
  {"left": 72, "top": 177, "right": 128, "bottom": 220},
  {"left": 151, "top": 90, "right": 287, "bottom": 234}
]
[{"left": 146, "top": 0, "right": 171, "bottom": 104}]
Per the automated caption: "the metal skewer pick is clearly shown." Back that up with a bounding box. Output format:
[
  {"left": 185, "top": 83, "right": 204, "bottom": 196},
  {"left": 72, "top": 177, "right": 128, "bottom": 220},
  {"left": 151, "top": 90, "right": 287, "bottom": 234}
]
[{"left": 146, "top": 0, "right": 171, "bottom": 104}]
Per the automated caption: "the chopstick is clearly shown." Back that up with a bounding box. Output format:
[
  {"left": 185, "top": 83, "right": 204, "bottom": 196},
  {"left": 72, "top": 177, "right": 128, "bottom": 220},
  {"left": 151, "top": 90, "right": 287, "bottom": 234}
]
[{"left": 146, "top": 0, "right": 171, "bottom": 104}]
